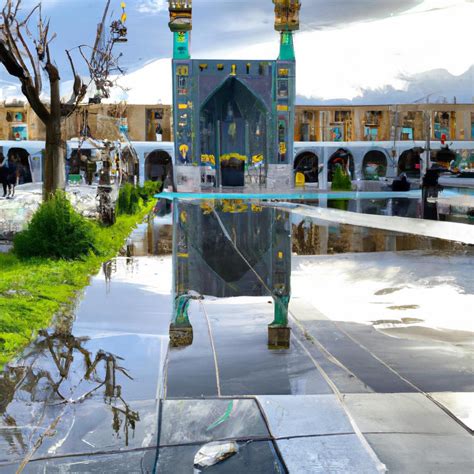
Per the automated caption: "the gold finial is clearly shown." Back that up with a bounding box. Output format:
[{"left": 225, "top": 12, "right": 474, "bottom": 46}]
[
  {"left": 273, "top": 0, "right": 301, "bottom": 31},
  {"left": 168, "top": 0, "right": 193, "bottom": 32}
]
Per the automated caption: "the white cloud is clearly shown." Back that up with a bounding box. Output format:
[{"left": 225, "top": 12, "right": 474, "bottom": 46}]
[
  {"left": 193, "top": 0, "right": 473, "bottom": 103},
  {"left": 137, "top": 0, "right": 168, "bottom": 14},
  {"left": 294, "top": 0, "right": 473, "bottom": 101},
  {"left": 4, "top": 0, "right": 473, "bottom": 105}
]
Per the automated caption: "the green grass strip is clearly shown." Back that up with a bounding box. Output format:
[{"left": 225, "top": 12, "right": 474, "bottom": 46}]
[{"left": 0, "top": 203, "right": 154, "bottom": 370}]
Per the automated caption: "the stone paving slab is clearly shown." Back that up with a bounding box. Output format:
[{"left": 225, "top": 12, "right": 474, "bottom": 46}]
[
  {"left": 429, "top": 392, "right": 474, "bottom": 432},
  {"left": 337, "top": 321, "right": 474, "bottom": 393},
  {"left": 0, "top": 398, "right": 158, "bottom": 471},
  {"left": 365, "top": 433, "right": 474, "bottom": 474},
  {"left": 165, "top": 302, "right": 219, "bottom": 398},
  {"left": 156, "top": 441, "right": 284, "bottom": 473},
  {"left": 257, "top": 395, "right": 354, "bottom": 438},
  {"left": 343, "top": 393, "right": 469, "bottom": 435},
  {"left": 344, "top": 393, "right": 474, "bottom": 473},
  {"left": 205, "top": 299, "right": 332, "bottom": 396},
  {"left": 5, "top": 451, "right": 153, "bottom": 473},
  {"left": 300, "top": 320, "right": 414, "bottom": 393},
  {"left": 277, "top": 435, "right": 383, "bottom": 473},
  {"left": 159, "top": 399, "right": 269, "bottom": 446},
  {"left": 36, "top": 399, "right": 158, "bottom": 459}
]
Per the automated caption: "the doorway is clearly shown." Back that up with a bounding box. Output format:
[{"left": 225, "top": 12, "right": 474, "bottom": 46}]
[{"left": 200, "top": 77, "right": 268, "bottom": 187}]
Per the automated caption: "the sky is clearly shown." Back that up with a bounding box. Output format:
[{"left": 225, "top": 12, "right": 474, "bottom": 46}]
[{"left": 1, "top": 0, "right": 473, "bottom": 104}]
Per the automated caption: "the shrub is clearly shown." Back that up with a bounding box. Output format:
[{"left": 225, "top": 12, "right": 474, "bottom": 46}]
[
  {"left": 14, "top": 192, "right": 97, "bottom": 260},
  {"left": 117, "top": 181, "right": 161, "bottom": 215},
  {"left": 331, "top": 165, "right": 352, "bottom": 191},
  {"left": 139, "top": 180, "right": 162, "bottom": 204},
  {"left": 116, "top": 183, "right": 132, "bottom": 215},
  {"left": 117, "top": 183, "right": 141, "bottom": 215}
]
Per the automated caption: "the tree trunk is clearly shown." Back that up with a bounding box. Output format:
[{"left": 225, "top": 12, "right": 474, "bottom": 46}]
[
  {"left": 43, "top": 118, "right": 65, "bottom": 200},
  {"left": 43, "top": 68, "right": 65, "bottom": 201}
]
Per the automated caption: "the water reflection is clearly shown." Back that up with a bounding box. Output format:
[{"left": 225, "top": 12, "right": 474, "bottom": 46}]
[
  {"left": 0, "top": 330, "right": 139, "bottom": 463},
  {"left": 292, "top": 220, "right": 467, "bottom": 256},
  {"left": 171, "top": 200, "right": 292, "bottom": 349}
]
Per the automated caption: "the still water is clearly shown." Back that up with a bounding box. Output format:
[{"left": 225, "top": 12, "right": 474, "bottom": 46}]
[{"left": 0, "top": 197, "right": 473, "bottom": 472}]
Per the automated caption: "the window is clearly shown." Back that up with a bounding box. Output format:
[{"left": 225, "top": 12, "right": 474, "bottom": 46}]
[
  {"left": 6, "top": 110, "right": 26, "bottom": 123},
  {"left": 329, "top": 124, "right": 344, "bottom": 142},
  {"left": 177, "top": 75, "right": 188, "bottom": 95},
  {"left": 277, "top": 79, "right": 289, "bottom": 98},
  {"left": 434, "top": 112, "right": 451, "bottom": 140},
  {"left": 365, "top": 111, "right": 382, "bottom": 126},
  {"left": 334, "top": 111, "right": 351, "bottom": 123},
  {"left": 401, "top": 127, "right": 413, "bottom": 140},
  {"left": 364, "top": 126, "right": 378, "bottom": 141}
]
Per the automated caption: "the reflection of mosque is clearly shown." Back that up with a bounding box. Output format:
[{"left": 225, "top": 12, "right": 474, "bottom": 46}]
[
  {"left": 292, "top": 220, "right": 465, "bottom": 255},
  {"left": 171, "top": 201, "right": 292, "bottom": 348}
]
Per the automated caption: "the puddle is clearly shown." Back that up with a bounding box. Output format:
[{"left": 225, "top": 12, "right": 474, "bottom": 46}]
[{"left": 1, "top": 198, "right": 473, "bottom": 471}]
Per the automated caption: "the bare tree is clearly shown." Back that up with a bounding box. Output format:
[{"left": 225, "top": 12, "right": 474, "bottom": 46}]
[{"left": 0, "top": 0, "right": 126, "bottom": 200}]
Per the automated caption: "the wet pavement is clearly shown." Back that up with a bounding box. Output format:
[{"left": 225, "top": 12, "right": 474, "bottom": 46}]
[{"left": 1, "top": 200, "right": 473, "bottom": 473}]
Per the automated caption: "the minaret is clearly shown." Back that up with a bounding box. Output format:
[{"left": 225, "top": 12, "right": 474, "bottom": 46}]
[
  {"left": 168, "top": 0, "right": 192, "bottom": 59},
  {"left": 272, "top": 0, "right": 300, "bottom": 171},
  {"left": 273, "top": 0, "right": 301, "bottom": 60}
]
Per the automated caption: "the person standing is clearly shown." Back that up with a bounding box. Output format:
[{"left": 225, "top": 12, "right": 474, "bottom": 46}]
[
  {"left": 155, "top": 122, "right": 163, "bottom": 142},
  {"left": 6, "top": 155, "right": 19, "bottom": 198},
  {"left": 0, "top": 152, "right": 8, "bottom": 197}
]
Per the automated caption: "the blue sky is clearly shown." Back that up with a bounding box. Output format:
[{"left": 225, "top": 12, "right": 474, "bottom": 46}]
[{"left": 1, "top": 0, "right": 473, "bottom": 104}]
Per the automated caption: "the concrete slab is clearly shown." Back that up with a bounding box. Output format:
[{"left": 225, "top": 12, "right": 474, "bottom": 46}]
[
  {"left": 300, "top": 320, "right": 414, "bottom": 393},
  {"left": 430, "top": 392, "right": 474, "bottom": 432},
  {"left": 81, "top": 334, "right": 168, "bottom": 401},
  {"left": 257, "top": 395, "right": 354, "bottom": 438},
  {"left": 206, "top": 299, "right": 332, "bottom": 396},
  {"left": 35, "top": 399, "right": 158, "bottom": 459},
  {"left": 74, "top": 257, "right": 173, "bottom": 338},
  {"left": 156, "top": 440, "right": 284, "bottom": 473},
  {"left": 0, "top": 398, "right": 157, "bottom": 470},
  {"left": 159, "top": 399, "right": 269, "bottom": 446},
  {"left": 291, "top": 252, "right": 474, "bottom": 393},
  {"left": 338, "top": 321, "right": 474, "bottom": 393},
  {"left": 165, "top": 302, "right": 219, "bottom": 398},
  {"left": 344, "top": 393, "right": 468, "bottom": 435},
  {"left": 277, "top": 435, "right": 382, "bottom": 473},
  {"left": 10, "top": 451, "right": 153, "bottom": 473},
  {"left": 365, "top": 433, "right": 474, "bottom": 474}
]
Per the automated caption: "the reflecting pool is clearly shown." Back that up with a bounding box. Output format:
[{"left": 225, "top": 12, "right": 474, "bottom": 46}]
[{"left": 1, "top": 196, "right": 473, "bottom": 473}]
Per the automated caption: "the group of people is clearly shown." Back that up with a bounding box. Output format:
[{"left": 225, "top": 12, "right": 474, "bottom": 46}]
[{"left": 0, "top": 152, "right": 20, "bottom": 199}]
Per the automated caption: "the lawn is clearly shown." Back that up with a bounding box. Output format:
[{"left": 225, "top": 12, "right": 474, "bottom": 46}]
[{"left": 0, "top": 205, "right": 154, "bottom": 369}]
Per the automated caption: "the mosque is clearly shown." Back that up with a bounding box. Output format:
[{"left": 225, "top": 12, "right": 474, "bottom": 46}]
[{"left": 168, "top": 0, "right": 301, "bottom": 192}]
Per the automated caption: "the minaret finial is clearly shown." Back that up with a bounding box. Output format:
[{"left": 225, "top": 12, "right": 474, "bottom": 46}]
[
  {"left": 168, "top": 0, "right": 193, "bottom": 59},
  {"left": 273, "top": 0, "right": 301, "bottom": 60},
  {"left": 273, "top": 0, "right": 300, "bottom": 32}
]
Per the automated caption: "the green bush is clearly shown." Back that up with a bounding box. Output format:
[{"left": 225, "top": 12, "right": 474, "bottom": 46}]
[
  {"left": 14, "top": 192, "right": 97, "bottom": 260},
  {"left": 139, "top": 180, "right": 162, "bottom": 204},
  {"left": 331, "top": 165, "right": 352, "bottom": 191},
  {"left": 117, "top": 181, "right": 160, "bottom": 215},
  {"left": 117, "top": 183, "right": 141, "bottom": 215},
  {"left": 117, "top": 183, "right": 132, "bottom": 215}
]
